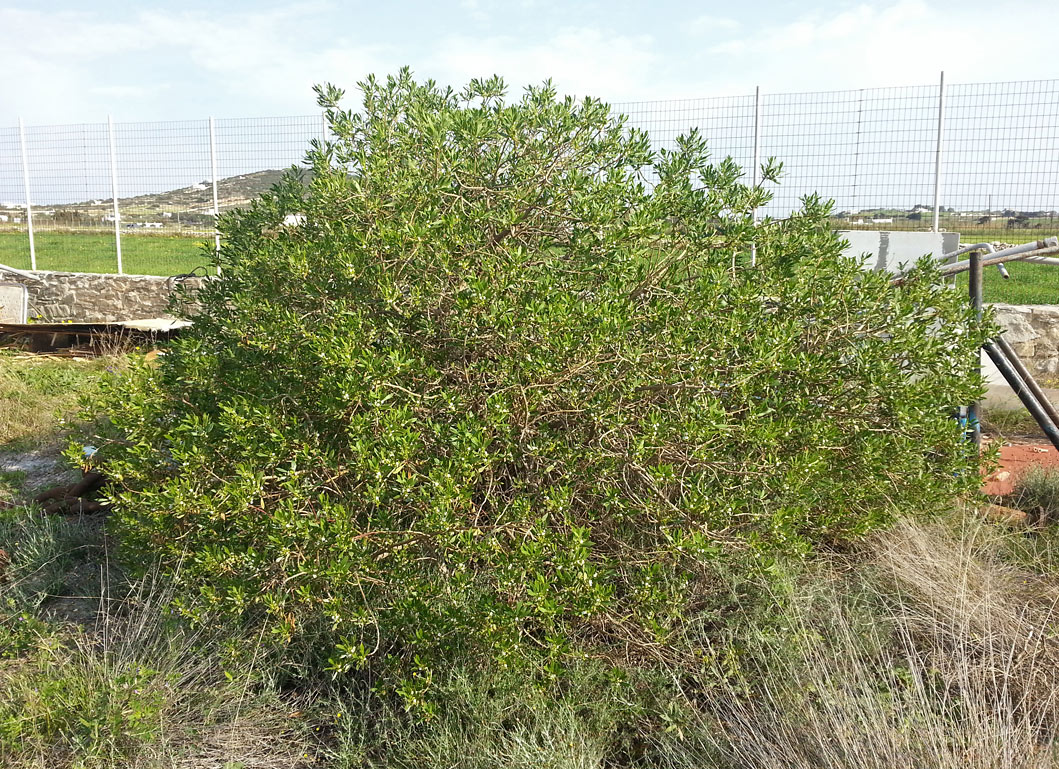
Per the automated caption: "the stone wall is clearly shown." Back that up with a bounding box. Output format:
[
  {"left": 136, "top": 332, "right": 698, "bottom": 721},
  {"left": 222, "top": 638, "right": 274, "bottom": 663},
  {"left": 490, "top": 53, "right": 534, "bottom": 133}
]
[
  {"left": 3, "top": 271, "right": 1058, "bottom": 381},
  {"left": 993, "top": 303, "right": 1059, "bottom": 381},
  {"left": 0, "top": 270, "right": 204, "bottom": 323}
]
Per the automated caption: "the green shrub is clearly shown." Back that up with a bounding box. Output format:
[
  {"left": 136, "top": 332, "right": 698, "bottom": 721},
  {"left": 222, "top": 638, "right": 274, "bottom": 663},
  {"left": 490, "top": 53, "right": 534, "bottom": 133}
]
[{"left": 88, "top": 69, "right": 990, "bottom": 703}]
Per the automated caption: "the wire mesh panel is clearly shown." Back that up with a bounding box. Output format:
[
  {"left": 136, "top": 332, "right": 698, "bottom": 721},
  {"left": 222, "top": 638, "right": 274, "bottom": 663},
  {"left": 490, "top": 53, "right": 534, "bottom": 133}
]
[
  {"left": 615, "top": 95, "right": 756, "bottom": 190},
  {"left": 213, "top": 115, "right": 323, "bottom": 215},
  {"left": 114, "top": 119, "right": 214, "bottom": 276},
  {"left": 2, "top": 78, "right": 1057, "bottom": 276},
  {"left": 0, "top": 125, "right": 31, "bottom": 270},
  {"left": 945, "top": 80, "right": 1059, "bottom": 242},
  {"left": 22, "top": 122, "right": 114, "bottom": 273},
  {"left": 762, "top": 85, "right": 939, "bottom": 227}
]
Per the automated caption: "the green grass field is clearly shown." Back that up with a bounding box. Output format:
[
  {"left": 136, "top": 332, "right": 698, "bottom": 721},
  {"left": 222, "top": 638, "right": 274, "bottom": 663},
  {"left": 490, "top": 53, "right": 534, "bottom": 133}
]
[
  {"left": 953, "top": 260, "right": 1059, "bottom": 305},
  {"left": 0, "top": 230, "right": 212, "bottom": 276},
  {"left": 1, "top": 229, "right": 1058, "bottom": 303}
]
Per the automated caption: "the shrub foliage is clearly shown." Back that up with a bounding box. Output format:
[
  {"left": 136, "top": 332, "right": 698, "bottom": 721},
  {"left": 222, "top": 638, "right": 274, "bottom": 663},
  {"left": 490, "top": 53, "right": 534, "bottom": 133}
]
[{"left": 91, "top": 69, "right": 989, "bottom": 701}]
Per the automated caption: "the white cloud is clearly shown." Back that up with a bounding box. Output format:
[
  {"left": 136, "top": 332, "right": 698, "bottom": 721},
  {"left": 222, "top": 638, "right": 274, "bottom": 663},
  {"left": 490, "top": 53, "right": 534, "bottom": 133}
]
[
  {"left": 460, "top": 0, "right": 490, "bottom": 24},
  {"left": 695, "top": 1, "right": 1059, "bottom": 92},
  {"left": 0, "top": 4, "right": 390, "bottom": 122},
  {"left": 2, "top": 0, "right": 1058, "bottom": 126},
  {"left": 427, "top": 27, "right": 664, "bottom": 102},
  {"left": 690, "top": 14, "right": 741, "bottom": 34}
]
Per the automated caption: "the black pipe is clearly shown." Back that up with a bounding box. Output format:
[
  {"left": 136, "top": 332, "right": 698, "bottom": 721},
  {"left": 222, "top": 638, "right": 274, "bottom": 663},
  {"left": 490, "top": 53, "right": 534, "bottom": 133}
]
[
  {"left": 994, "top": 335, "right": 1059, "bottom": 432},
  {"left": 984, "top": 342, "right": 1059, "bottom": 452}
]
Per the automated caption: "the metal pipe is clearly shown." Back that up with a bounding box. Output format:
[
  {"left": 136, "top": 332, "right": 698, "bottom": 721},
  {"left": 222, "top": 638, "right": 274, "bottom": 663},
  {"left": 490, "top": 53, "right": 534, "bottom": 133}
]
[
  {"left": 932, "top": 71, "right": 945, "bottom": 233},
  {"left": 0, "top": 262, "right": 43, "bottom": 281},
  {"left": 892, "top": 239, "right": 1059, "bottom": 284},
  {"left": 945, "top": 242, "right": 995, "bottom": 259},
  {"left": 938, "top": 238, "right": 1059, "bottom": 276},
  {"left": 17, "top": 118, "right": 36, "bottom": 271},
  {"left": 943, "top": 242, "right": 1007, "bottom": 280},
  {"left": 994, "top": 334, "right": 1059, "bottom": 431},
  {"left": 1021, "top": 256, "right": 1059, "bottom": 268},
  {"left": 977, "top": 245, "right": 1059, "bottom": 270},
  {"left": 968, "top": 249, "right": 983, "bottom": 447},
  {"left": 984, "top": 342, "right": 1059, "bottom": 451}
]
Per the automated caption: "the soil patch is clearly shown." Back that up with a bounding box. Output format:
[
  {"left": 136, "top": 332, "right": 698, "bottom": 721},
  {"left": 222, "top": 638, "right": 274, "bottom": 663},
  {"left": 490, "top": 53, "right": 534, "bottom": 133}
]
[
  {"left": 0, "top": 448, "right": 79, "bottom": 498},
  {"left": 983, "top": 441, "right": 1059, "bottom": 495}
]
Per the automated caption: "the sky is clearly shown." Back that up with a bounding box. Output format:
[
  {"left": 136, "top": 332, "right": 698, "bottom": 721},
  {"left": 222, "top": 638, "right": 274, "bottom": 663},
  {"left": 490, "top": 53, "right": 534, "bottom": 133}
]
[
  {"left": 1, "top": 0, "right": 1057, "bottom": 214},
  {"left": 3, "top": 0, "right": 1059, "bottom": 125}
]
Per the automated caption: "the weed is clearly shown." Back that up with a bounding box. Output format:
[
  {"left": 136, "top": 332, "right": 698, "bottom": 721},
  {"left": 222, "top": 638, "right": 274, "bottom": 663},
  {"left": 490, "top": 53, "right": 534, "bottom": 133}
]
[
  {"left": 1012, "top": 465, "right": 1059, "bottom": 523},
  {"left": 652, "top": 515, "right": 1059, "bottom": 768},
  {"left": 0, "top": 470, "right": 26, "bottom": 501},
  {"left": 0, "top": 353, "right": 119, "bottom": 451},
  {"left": 981, "top": 405, "right": 1041, "bottom": 438}
]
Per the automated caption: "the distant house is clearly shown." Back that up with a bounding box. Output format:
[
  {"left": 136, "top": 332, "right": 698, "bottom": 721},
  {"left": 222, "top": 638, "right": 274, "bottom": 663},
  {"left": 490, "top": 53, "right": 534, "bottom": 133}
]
[
  {"left": 872, "top": 218, "right": 894, "bottom": 224},
  {"left": 0, "top": 215, "right": 8, "bottom": 223},
  {"left": 144, "top": 222, "right": 163, "bottom": 228}
]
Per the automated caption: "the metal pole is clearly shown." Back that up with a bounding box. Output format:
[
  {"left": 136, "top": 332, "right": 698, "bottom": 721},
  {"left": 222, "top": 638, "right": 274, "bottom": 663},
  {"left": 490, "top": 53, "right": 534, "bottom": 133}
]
[
  {"left": 852, "top": 90, "right": 863, "bottom": 221},
  {"left": 17, "top": 118, "right": 36, "bottom": 271},
  {"left": 984, "top": 342, "right": 1059, "bottom": 452},
  {"left": 107, "top": 116, "right": 123, "bottom": 275},
  {"left": 968, "top": 247, "right": 983, "bottom": 447},
  {"left": 994, "top": 334, "right": 1059, "bottom": 432},
  {"left": 750, "top": 85, "right": 761, "bottom": 267},
  {"left": 209, "top": 117, "right": 221, "bottom": 270},
  {"left": 932, "top": 71, "right": 945, "bottom": 233}
]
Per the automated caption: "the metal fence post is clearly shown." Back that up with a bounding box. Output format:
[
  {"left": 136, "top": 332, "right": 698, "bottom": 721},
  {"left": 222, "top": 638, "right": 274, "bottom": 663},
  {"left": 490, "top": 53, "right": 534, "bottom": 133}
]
[
  {"left": 750, "top": 85, "right": 761, "bottom": 267},
  {"left": 17, "top": 118, "right": 37, "bottom": 271},
  {"left": 209, "top": 117, "right": 221, "bottom": 271},
  {"left": 968, "top": 247, "right": 983, "bottom": 447},
  {"left": 107, "top": 116, "right": 123, "bottom": 274},
  {"left": 852, "top": 90, "right": 863, "bottom": 218},
  {"left": 932, "top": 71, "right": 945, "bottom": 233}
]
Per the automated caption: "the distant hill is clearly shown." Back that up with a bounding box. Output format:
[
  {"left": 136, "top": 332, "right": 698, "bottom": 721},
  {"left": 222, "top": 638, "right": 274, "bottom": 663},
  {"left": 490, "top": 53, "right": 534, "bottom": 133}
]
[
  {"left": 0, "top": 169, "right": 297, "bottom": 216},
  {"left": 102, "top": 169, "right": 295, "bottom": 213},
  {"left": 0, "top": 170, "right": 310, "bottom": 229},
  {"left": 114, "top": 169, "right": 294, "bottom": 213}
]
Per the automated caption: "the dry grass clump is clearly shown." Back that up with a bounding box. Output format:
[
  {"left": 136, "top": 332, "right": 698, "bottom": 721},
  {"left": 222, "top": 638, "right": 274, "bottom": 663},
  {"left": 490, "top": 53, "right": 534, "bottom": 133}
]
[
  {"left": 658, "top": 514, "right": 1059, "bottom": 769},
  {"left": 0, "top": 565, "right": 319, "bottom": 769}
]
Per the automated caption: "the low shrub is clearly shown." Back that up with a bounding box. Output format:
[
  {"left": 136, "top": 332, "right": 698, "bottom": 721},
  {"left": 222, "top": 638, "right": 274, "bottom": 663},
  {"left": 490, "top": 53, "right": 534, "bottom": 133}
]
[
  {"left": 1013, "top": 465, "right": 1059, "bottom": 523},
  {"left": 87, "top": 70, "right": 990, "bottom": 704}
]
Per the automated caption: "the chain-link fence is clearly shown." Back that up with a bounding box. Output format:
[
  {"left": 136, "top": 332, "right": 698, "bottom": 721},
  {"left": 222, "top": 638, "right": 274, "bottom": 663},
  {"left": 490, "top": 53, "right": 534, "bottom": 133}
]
[{"left": 2, "top": 76, "right": 1057, "bottom": 276}]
